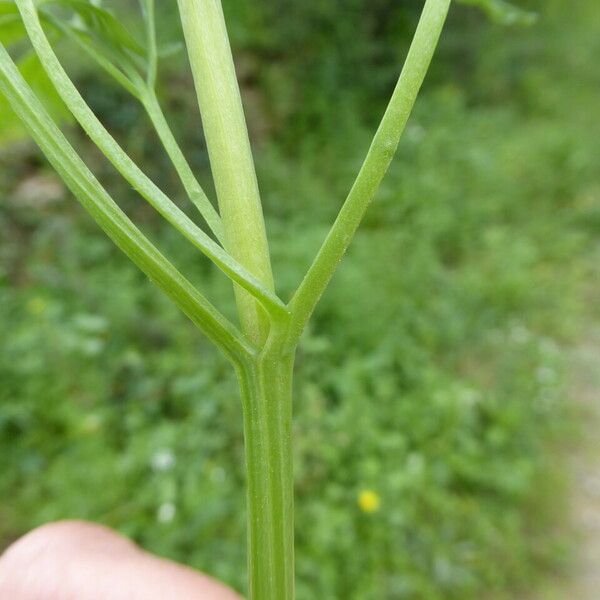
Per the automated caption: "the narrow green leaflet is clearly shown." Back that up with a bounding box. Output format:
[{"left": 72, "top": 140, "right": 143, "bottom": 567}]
[
  {"left": 457, "top": 0, "right": 537, "bottom": 26},
  {"left": 1, "top": 0, "right": 222, "bottom": 239},
  {"left": 0, "top": 14, "right": 26, "bottom": 46},
  {"left": 39, "top": 1, "right": 223, "bottom": 241},
  {"left": 40, "top": 0, "right": 146, "bottom": 92},
  {"left": 0, "top": 51, "right": 71, "bottom": 143},
  {"left": 2, "top": 0, "right": 145, "bottom": 74},
  {"left": 0, "top": 2, "right": 71, "bottom": 141},
  {"left": 41, "top": 0, "right": 144, "bottom": 55},
  {"left": 36, "top": 0, "right": 181, "bottom": 86},
  {"left": 1, "top": 0, "right": 144, "bottom": 134}
]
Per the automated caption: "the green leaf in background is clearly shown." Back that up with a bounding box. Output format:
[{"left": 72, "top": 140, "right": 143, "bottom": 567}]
[
  {"left": 0, "top": 15, "right": 26, "bottom": 47},
  {"left": 0, "top": 0, "right": 18, "bottom": 16},
  {"left": 0, "top": 51, "right": 74, "bottom": 142},
  {"left": 0, "top": 0, "right": 147, "bottom": 141},
  {"left": 0, "top": 1, "right": 26, "bottom": 47},
  {"left": 457, "top": 0, "right": 538, "bottom": 26},
  {"left": 0, "top": 1, "right": 72, "bottom": 142},
  {"left": 40, "top": 0, "right": 145, "bottom": 58},
  {"left": 38, "top": 0, "right": 147, "bottom": 92}
]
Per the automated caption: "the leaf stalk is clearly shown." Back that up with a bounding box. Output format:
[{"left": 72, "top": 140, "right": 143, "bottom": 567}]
[{"left": 287, "top": 0, "right": 452, "bottom": 349}]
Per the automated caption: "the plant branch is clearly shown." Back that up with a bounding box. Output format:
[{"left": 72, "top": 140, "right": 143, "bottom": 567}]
[
  {"left": 0, "top": 42, "right": 255, "bottom": 365},
  {"left": 139, "top": 87, "right": 225, "bottom": 245},
  {"left": 45, "top": 15, "right": 142, "bottom": 98},
  {"left": 15, "top": 0, "right": 288, "bottom": 322},
  {"left": 177, "top": 0, "right": 274, "bottom": 346},
  {"left": 287, "top": 0, "right": 452, "bottom": 348},
  {"left": 140, "top": 0, "right": 157, "bottom": 88},
  {"left": 137, "top": 0, "right": 226, "bottom": 243},
  {"left": 41, "top": 7, "right": 225, "bottom": 241}
]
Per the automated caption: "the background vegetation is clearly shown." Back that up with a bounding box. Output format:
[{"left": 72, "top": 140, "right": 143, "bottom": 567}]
[{"left": 1, "top": 0, "right": 599, "bottom": 598}]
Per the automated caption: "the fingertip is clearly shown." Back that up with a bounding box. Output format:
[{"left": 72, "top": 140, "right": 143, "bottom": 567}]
[{"left": 0, "top": 521, "right": 243, "bottom": 600}]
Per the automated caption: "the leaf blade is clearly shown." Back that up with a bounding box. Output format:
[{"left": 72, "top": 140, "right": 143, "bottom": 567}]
[{"left": 456, "top": 0, "right": 538, "bottom": 26}]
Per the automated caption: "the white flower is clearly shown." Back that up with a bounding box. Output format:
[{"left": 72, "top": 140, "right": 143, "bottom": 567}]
[
  {"left": 151, "top": 449, "right": 176, "bottom": 472},
  {"left": 157, "top": 502, "right": 176, "bottom": 524}
]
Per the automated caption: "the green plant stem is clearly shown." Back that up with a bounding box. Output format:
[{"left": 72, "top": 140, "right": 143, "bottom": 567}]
[
  {"left": 15, "top": 0, "right": 287, "bottom": 320},
  {"left": 45, "top": 15, "right": 141, "bottom": 97},
  {"left": 177, "top": 0, "right": 274, "bottom": 346},
  {"left": 6, "top": 3, "right": 453, "bottom": 600},
  {"left": 237, "top": 342, "right": 295, "bottom": 600},
  {"left": 140, "top": 0, "right": 157, "bottom": 88},
  {"left": 44, "top": 10, "right": 224, "bottom": 241},
  {"left": 0, "top": 42, "right": 253, "bottom": 366},
  {"left": 177, "top": 5, "right": 295, "bottom": 596},
  {"left": 139, "top": 87, "right": 225, "bottom": 244},
  {"left": 287, "top": 0, "right": 452, "bottom": 348},
  {"left": 137, "top": 0, "right": 224, "bottom": 240}
]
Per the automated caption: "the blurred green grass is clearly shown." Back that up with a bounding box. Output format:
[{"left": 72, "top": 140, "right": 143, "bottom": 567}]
[{"left": 1, "top": 0, "right": 599, "bottom": 598}]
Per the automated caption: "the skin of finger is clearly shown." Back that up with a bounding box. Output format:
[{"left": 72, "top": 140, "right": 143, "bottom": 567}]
[{"left": 0, "top": 520, "right": 243, "bottom": 600}]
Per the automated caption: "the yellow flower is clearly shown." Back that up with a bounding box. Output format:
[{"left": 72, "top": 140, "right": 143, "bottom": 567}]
[
  {"left": 26, "top": 297, "right": 47, "bottom": 316},
  {"left": 358, "top": 489, "right": 381, "bottom": 514}
]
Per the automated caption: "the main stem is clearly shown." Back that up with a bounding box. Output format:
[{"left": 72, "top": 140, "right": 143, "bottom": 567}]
[
  {"left": 177, "top": 0, "right": 274, "bottom": 346},
  {"left": 237, "top": 348, "right": 295, "bottom": 600}
]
